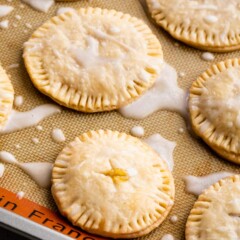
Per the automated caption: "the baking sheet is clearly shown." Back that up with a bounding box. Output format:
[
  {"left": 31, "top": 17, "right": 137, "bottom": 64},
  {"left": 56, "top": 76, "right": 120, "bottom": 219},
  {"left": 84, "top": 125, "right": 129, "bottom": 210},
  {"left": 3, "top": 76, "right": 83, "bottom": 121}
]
[{"left": 0, "top": 0, "right": 240, "bottom": 239}]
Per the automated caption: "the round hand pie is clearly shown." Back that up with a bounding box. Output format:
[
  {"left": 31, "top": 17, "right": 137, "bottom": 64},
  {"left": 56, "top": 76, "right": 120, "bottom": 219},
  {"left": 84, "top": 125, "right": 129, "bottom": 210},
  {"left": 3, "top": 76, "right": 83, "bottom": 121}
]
[
  {"left": 52, "top": 130, "right": 174, "bottom": 238},
  {"left": 147, "top": 0, "right": 240, "bottom": 52},
  {"left": 189, "top": 58, "right": 240, "bottom": 164},
  {"left": 23, "top": 7, "right": 163, "bottom": 112},
  {"left": 186, "top": 174, "right": 240, "bottom": 240}
]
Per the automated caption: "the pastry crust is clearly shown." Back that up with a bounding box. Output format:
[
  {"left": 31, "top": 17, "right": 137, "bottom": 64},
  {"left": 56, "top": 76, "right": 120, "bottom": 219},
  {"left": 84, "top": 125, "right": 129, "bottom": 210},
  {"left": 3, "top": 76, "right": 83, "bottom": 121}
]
[
  {"left": 189, "top": 58, "right": 240, "bottom": 164},
  {"left": 146, "top": 0, "right": 240, "bottom": 52},
  {"left": 0, "top": 64, "right": 14, "bottom": 130},
  {"left": 186, "top": 174, "right": 240, "bottom": 240},
  {"left": 52, "top": 130, "right": 174, "bottom": 238},
  {"left": 23, "top": 8, "right": 163, "bottom": 112}
]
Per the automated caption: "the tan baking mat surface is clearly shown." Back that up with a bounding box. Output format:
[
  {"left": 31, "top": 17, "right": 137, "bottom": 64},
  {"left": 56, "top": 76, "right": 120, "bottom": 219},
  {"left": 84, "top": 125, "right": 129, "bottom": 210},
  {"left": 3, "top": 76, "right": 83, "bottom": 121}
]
[{"left": 0, "top": 0, "right": 240, "bottom": 239}]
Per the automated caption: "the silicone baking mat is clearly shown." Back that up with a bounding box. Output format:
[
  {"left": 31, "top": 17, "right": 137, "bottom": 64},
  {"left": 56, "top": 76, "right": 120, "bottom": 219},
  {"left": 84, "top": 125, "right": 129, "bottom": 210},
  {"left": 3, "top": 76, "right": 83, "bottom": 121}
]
[{"left": 0, "top": 0, "right": 240, "bottom": 239}]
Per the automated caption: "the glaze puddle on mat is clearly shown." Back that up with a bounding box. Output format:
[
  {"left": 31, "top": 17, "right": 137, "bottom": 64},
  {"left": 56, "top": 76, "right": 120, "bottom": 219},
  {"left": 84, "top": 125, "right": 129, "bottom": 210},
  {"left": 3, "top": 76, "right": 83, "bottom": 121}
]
[
  {"left": 0, "top": 163, "right": 5, "bottom": 178},
  {"left": 130, "top": 126, "right": 145, "bottom": 137},
  {"left": 161, "top": 234, "right": 174, "bottom": 240},
  {"left": 1, "top": 104, "right": 61, "bottom": 134},
  {"left": 21, "top": 0, "right": 54, "bottom": 13},
  {"left": 144, "top": 134, "right": 176, "bottom": 171},
  {"left": 169, "top": 215, "right": 178, "bottom": 224},
  {"left": 16, "top": 191, "right": 25, "bottom": 200},
  {"left": 0, "top": 151, "right": 52, "bottom": 188},
  {"left": 183, "top": 171, "right": 235, "bottom": 196},
  {"left": 14, "top": 95, "right": 24, "bottom": 107},
  {"left": 119, "top": 62, "right": 188, "bottom": 119},
  {"left": 0, "top": 5, "right": 14, "bottom": 18},
  {"left": 51, "top": 128, "right": 66, "bottom": 143}
]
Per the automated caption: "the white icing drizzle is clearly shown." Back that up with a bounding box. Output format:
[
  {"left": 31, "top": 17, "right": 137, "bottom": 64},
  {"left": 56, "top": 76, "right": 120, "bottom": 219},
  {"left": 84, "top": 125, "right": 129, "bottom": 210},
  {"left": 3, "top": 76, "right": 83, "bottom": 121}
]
[
  {"left": 0, "top": 163, "right": 5, "bottom": 177},
  {"left": 130, "top": 126, "right": 145, "bottom": 137},
  {"left": 144, "top": 134, "right": 176, "bottom": 171},
  {"left": 183, "top": 172, "right": 235, "bottom": 196},
  {"left": 88, "top": 26, "right": 135, "bottom": 52},
  {"left": 51, "top": 128, "right": 66, "bottom": 143},
  {"left": 126, "top": 167, "right": 138, "bottom": 177},
  {"left": 201, "top": 52, "right": 215, "bottom": 61},
  {"left": 203, "top": 15, "right": 218, "bottom": 24},
  {"left": 19, "top": 162, "right": 52, "bottom": 188},
  {"left": 170, "top": 215, "right": 178, "bottom": 223},
  {"left": 0, "top": 20, "right": 9, "bottom": 29},
  {"left": 71, "top": 36, "right": 121, "bottom": 69},
  {"left": 25, "top": 23, "right": 32, "bottom": 29},
  {"left": 15, "top": 15, "right": 21, "bottom": 20},
  {"left": 36, "top": 125, "right": 43, "bottom": 131},
  {"left": 7, "top": 63, "right": 19, "bottom": 70},
  {"left": 0, "top": 151, "right": 18, "bottom": 164},
  {"left": 14, "top": 144, "right": 21, "bottom": 149},
  {"left": 0, "top": 151, "right": 52, "bottom": 188},
  {"left": 119, "top": 63, "right": 188, "bottom": 119},
  {"left": 32, "top": 138, "right": 39, "bottom": 144},
  {"left": 178, "top": 127, "right": 185, "bottom": 134},
  {"left": 178, "top": 72, "right": 185, "bottom": 78},
  {"left": 56, "top": 7, "right": 76, "bottom": 16},
  {"left": 0, "top": 5, "right": 13, "bottom": 18},
  {"left": 21, "top": 0, "right": 54, "bottom": 13},
  {"left": 161, "top": 234, "right": 175, "bottom": 240},
  {"left": 14, "top": 95, "right": 24, "bottom": 107},
  {"left": 16, "top": 191, "right": 25, "bottom": 200},
  {"left": 1, "top": 104, "right": 61, "bottom": 134}
]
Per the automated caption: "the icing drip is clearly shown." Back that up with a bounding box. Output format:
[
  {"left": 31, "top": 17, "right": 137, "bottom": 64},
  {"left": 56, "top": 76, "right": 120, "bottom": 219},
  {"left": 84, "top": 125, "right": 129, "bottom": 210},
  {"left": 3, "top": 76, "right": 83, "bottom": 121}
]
[
  {"left": 144, "top": 134, "right": 176, "bottom": 171},
  {"left": 0, "top": 151, "right": 52, "bottom": 188},
  {"left": 21, "top": 0, "right": 54, "bottom": 13},
  {"left": 130, "top": 126, "right": 145, "bottom": 137},
  {"left": 201, "top": 52, "right": 215, "bottom": 61},
  {"left": 0, "top": 151, "right": 18, "bottom": 164},
  {"left": 20, "top": 162, "right": 52, "bottom": 188},
  {"left": 169, "top": 215, "right": 178, "bottom": 223},
  {"left": 0, "top": 20, "right": 9, "bottom": 29},
  {"left": 7, "top": 63, "right": 20, "bottom": 70},
  {"left": 1, "top": 104, "right": 61, "bottom": 134},
  {"left": 119, "top": 63, "right": 187, "bottom": 119},
  {"left": 184, "top": 172, "right": 235, "bottom": 196},
  {"left": 0, "top": 5, "right": 14, "bottom": 18},
  {"left": 0, "top": 163, "right": 5, "bottom": 177},
  {"left": 161, "top": 234, "right": 174, "bottom": 240},
  {"left": 14, "top": 95, "right": 24, "bottom": 107},
  {"left": 71, "top": 36, "right": 121, "bottom": 68},
  {"left": 51, "top": 128, "right": 66, "bottom": 143},
  {"left": 16, "top": 191, "right": 25, "bottom": 200}
]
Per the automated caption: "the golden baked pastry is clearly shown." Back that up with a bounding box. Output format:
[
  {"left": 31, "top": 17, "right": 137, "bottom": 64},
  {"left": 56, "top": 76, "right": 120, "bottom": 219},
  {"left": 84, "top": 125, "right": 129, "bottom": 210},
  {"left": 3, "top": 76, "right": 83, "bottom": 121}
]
[
  {"left": 186, "top": 174, "right": 240, "bottom": 240},
  {"left": 0, "top": 64, "right": 14, "bottom": 130},
  {"left": 23, "top": 8, "right": 163, "bottom": 112},
  {"left": 52, "top": 130, "right": 174, "bottom": 238},
  {"left": 146, "top": 0, "right": 240, "bottom": 52},
  {"left": 189, "top": 59, "right": 240, "bottom": 164}
]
